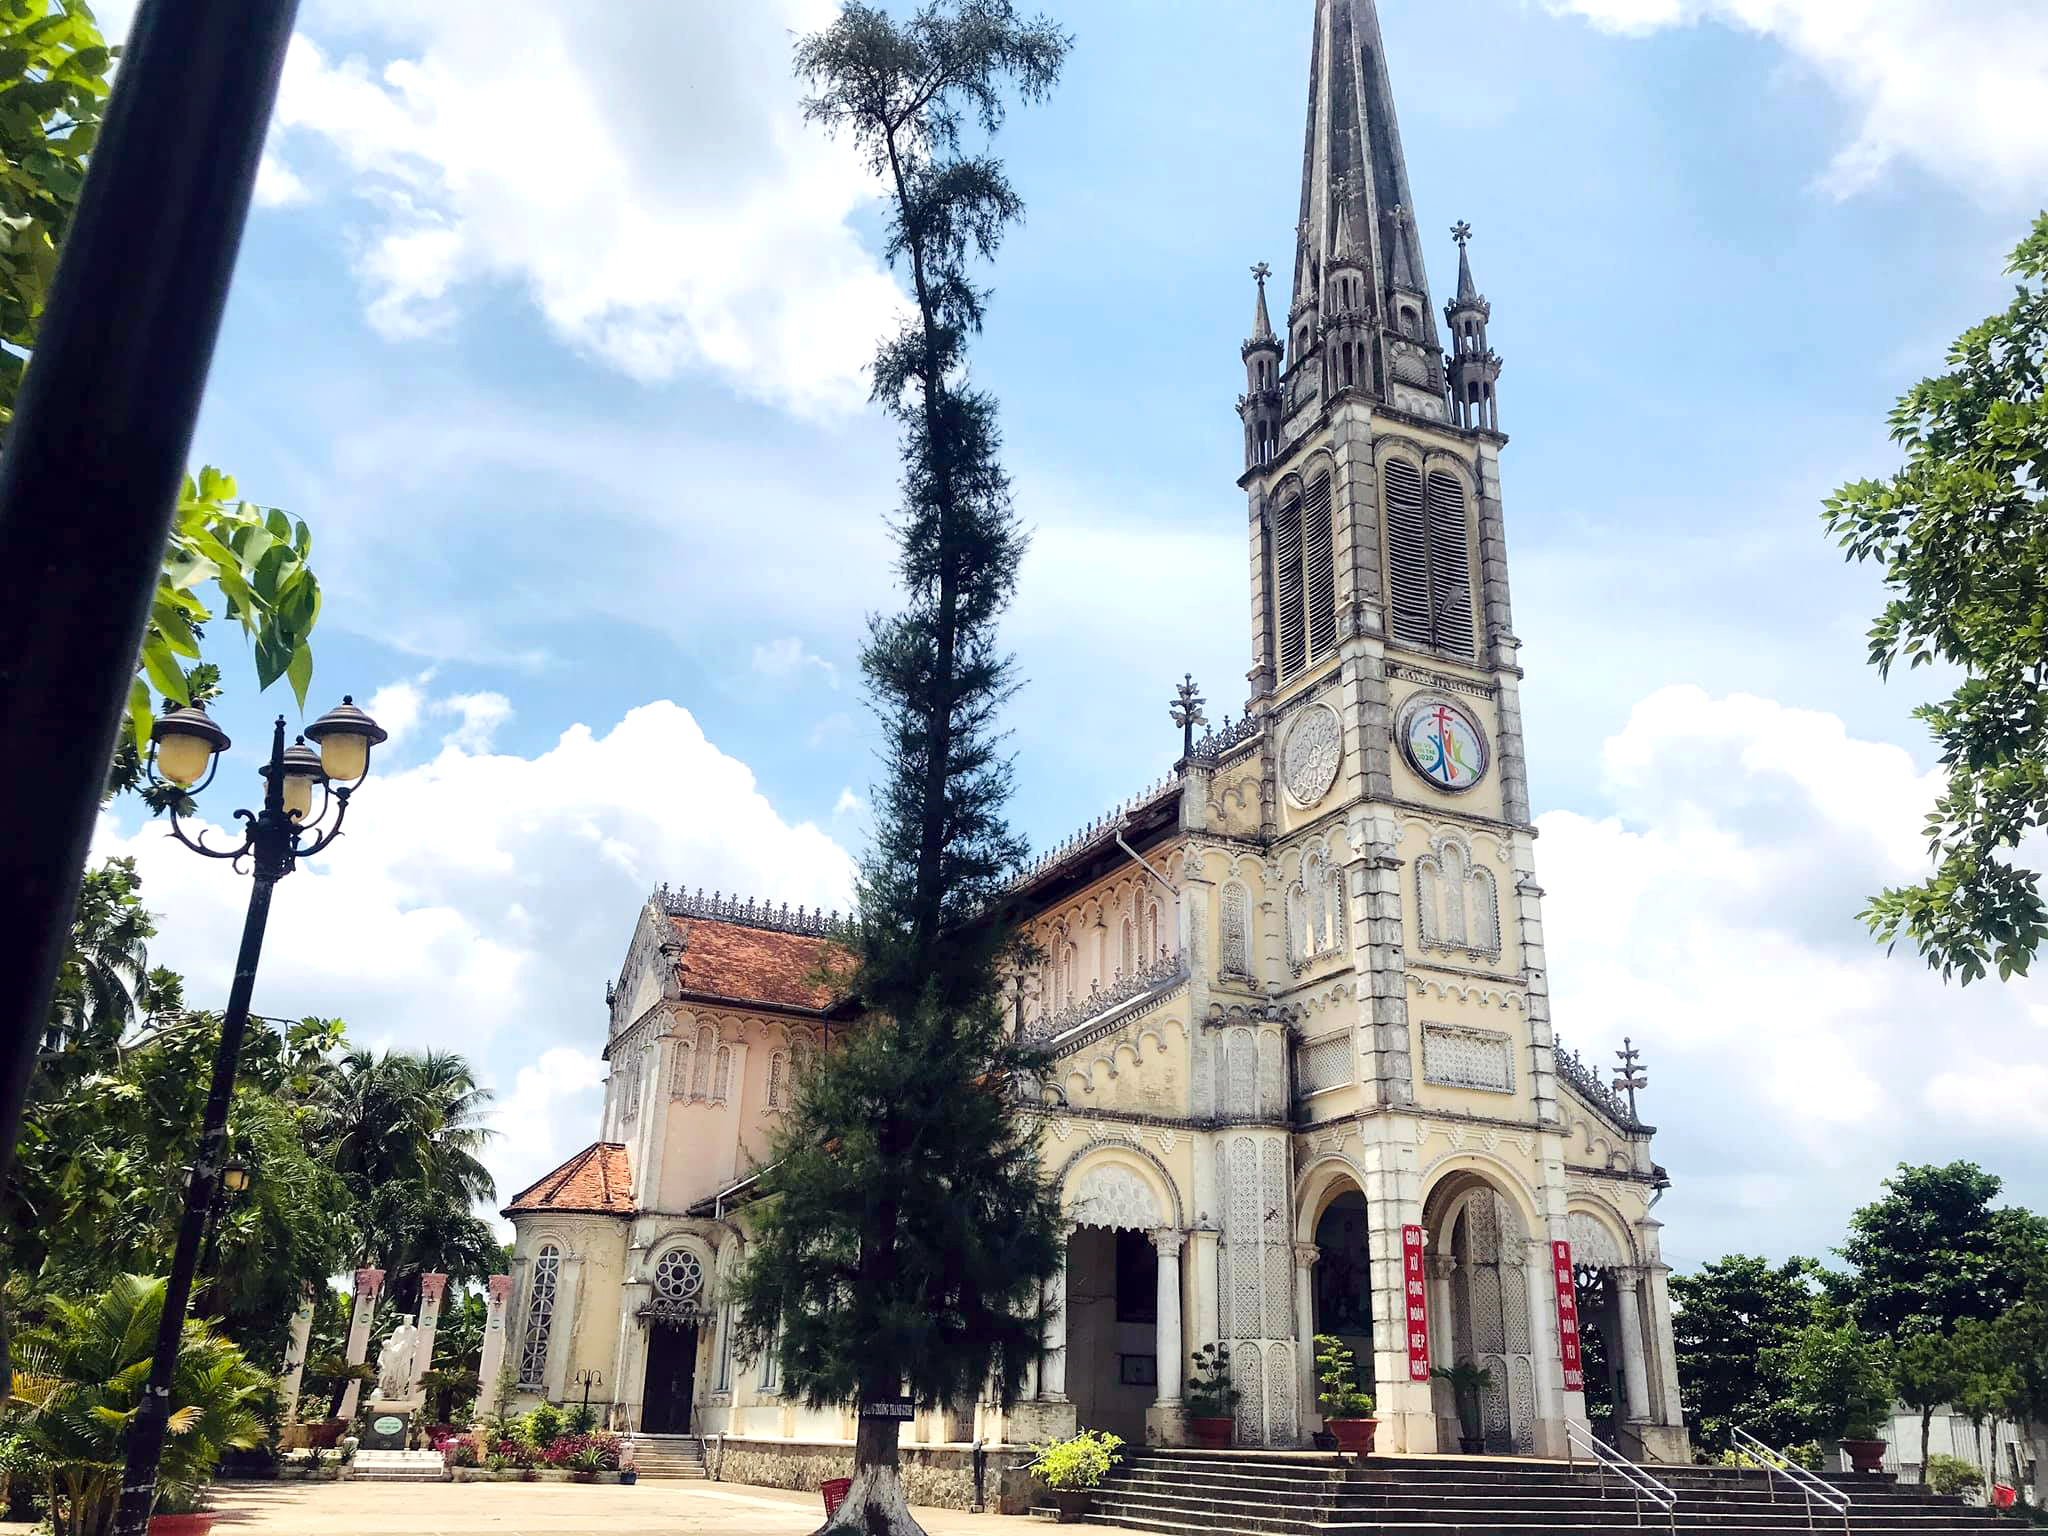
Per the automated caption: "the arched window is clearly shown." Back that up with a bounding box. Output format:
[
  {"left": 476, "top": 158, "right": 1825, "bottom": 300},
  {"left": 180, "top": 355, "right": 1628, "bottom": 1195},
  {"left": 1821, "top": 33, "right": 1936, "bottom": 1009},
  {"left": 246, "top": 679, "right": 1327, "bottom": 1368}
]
[
  {"left": 1220, "top": 882, "right": 1251, "bottom": 980},
  {"left": 1383, "top": 460, "right": 1476, "bottom": 659},
  {"left": 517, "top": 1245, "right": 560, "bottom": 1388},
  {"left": 1287, "top": 842, "right": 1346, "bottom": 968},
  {"left": 692, "top": 1025, "right": 714, "bottom": 1098},
  {"left": 1416, "top": 833, "right": 1501, "bottom": 960},
  {"left": 1273, "top": 473, "right": 1336, "bottom": 680},
  {"left": 712, "top": 1045, "right": 732, "bottom": 1103},
  {"left": 670, "top": 1039, "right": 693, "bottom": 1099},
  {"left": 766, "top": 1051, "right": 787, "bottom": 1110},
  {"left": 1120, "top": 917, "right": 1134, "bottom": 980}
]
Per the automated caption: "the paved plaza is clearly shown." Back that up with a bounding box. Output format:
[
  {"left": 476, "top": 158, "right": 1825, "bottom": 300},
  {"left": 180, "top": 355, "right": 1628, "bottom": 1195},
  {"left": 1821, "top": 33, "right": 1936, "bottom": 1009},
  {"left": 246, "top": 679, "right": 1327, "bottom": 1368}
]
[{"left": 175, "top": 1478, "right": 1121, "bottom": 1534}]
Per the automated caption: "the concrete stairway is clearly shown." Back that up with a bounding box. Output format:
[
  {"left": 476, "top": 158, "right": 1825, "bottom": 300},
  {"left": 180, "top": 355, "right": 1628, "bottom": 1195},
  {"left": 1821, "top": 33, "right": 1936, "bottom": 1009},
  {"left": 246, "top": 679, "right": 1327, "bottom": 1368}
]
[
  {"left": 351, "top": 1448, "right": 448, "bottom": 1482},
  {"left": 631, "top": 1433, "right": 708, "bottom": 1480},
  {"left": 1081, "top": 1450, "right": 2010, "bottom": 1536}
]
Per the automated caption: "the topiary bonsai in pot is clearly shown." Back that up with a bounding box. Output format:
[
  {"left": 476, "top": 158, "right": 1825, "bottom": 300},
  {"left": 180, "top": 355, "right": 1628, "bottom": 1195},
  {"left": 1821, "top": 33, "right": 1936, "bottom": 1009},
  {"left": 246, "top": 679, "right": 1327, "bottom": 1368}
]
[
  {"left": 1432, "top": 1360, "right": 1494, "bottom": 1454},
  {"left": 1034, "top": 1430, "right": 1124, "bottom": 1522},
  {"left": 1314, "top": 1336, "right": 1377, "bottom": 1457},
  {"left": 1184, "top": 1344, "right": 1240, "bottom": 1449}
]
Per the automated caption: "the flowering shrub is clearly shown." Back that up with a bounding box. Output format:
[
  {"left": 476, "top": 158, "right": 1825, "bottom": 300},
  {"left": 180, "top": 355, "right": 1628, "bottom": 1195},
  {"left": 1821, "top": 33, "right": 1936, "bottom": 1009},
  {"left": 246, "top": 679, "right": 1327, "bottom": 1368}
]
[{"left": 439, "top": 1435, "right": 481, "bottom": 1468}]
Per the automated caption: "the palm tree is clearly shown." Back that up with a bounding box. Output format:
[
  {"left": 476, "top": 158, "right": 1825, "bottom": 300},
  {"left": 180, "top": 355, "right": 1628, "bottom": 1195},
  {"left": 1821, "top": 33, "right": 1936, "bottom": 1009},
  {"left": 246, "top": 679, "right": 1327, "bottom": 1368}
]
[
  {"left": 10, "top": 1275, "right": 264, "bottom": 1536},
  {"left": 45, "top": 859, "right": 157, "bottom": 1062},
  {"left": 315, "top": 1049, "right": 498, "bottom": 1301}
]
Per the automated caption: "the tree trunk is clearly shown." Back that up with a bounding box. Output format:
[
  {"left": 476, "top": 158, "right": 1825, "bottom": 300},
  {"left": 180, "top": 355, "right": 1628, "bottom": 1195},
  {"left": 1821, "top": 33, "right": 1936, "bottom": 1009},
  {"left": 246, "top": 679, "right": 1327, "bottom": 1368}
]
[
  {"left": 1921, "top": 1406, "right": 1933, "bottom": 1484},
  {"left": 818, "top": 1413, "right": 923, "bottom": 1536}
]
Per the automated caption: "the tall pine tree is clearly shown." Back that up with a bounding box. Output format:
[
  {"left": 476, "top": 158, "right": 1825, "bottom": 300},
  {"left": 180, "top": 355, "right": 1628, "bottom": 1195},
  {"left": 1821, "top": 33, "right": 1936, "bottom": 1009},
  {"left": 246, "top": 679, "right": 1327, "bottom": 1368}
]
[{"left": 731, "top": 6, "right": 1070, "bottom": 1533}]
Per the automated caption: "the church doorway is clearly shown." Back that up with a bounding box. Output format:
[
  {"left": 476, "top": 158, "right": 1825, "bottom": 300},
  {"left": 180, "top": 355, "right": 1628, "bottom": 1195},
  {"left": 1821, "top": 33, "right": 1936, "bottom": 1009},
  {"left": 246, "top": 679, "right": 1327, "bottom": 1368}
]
[
  {"left": 1425, "top": 1174, "right": 1537, "bottom": 1455},
  {"left": 1311, "top": 1189, "right": 1376, "bottom": 1399},
  {"left": 641, "top": 1324, "right": 697, "bottom": 1434},
  {"left": 1064, "top": 1225, "right": 1157, "bottom": 1443},
  {"left": 1576, "top": 1264, "right": 1619, "bottom": 1443}
]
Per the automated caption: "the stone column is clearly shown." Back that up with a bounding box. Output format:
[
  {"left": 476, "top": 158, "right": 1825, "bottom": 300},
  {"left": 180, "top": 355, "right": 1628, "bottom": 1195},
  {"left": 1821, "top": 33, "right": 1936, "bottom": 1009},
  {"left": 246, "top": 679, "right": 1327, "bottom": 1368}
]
[
  {"left": 1293, "top": 1244, "right": 1321, "bottom": 1431},
  {"left": 414, "top": 1273, "right": 448, "bottom": 1403},
  {"left": 1189, "top": 1228, "right": 1221, "bottom": 1354},
  {"left": 474, "top": 1274, "right": 512, "bottom": 1426},
  {"left": 1523, "top": 1242, "right": 1563, "bottom": 1439},
  {"left": 1646, "top": 1266, "right": 1684, "bottom": 1427},
  {"left": 1041, "top": 1261, "right": 1068, "bottom": 1399},
  {"left": 338, "top": 1266, "right": 384, "bottom": 1421},
  {"left": 1615, "top": 1269, "right": 1652, "bottom": 1423},
  {"left": 278, "top": 1285, "right": 316, "bottom": 1424},
  {"left": 1146, "top": 1231, "right": 1186, "bottom": 1447},
  {"left": 1154, "top": 1232, "right": 1185, "bottom": 1403}
]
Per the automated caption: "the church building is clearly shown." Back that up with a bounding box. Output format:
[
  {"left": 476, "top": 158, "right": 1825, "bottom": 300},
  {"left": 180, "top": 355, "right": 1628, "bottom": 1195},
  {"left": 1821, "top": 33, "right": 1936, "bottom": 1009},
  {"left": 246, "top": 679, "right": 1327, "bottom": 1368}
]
[{"left": 501, "top": 0, "right": 1691, "bottom": 1465}]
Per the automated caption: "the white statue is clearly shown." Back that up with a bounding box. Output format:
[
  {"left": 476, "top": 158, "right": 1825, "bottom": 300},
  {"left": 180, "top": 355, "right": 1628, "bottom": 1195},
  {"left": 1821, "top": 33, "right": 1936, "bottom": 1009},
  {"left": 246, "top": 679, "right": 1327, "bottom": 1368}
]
[{"left": 375, "top": 1322, "right": 420, "bottom": 1400}]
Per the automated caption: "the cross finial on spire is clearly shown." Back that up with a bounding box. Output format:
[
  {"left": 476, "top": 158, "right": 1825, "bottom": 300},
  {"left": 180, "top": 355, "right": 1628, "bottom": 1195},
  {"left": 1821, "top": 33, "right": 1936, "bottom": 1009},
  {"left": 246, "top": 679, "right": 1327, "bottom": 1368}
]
[
  {"left": 1252, "top": 261, "right": 1271, "bottom": 286},
  {"left": 1169, "top": 673, "right": 1207, "bottom": 762},
  {"left": 1612, "top": 1036, "right": 1648, "bottom": 1123},
  {"left": 1452, "top": 220, "right": 1473, "bottom": 248}
]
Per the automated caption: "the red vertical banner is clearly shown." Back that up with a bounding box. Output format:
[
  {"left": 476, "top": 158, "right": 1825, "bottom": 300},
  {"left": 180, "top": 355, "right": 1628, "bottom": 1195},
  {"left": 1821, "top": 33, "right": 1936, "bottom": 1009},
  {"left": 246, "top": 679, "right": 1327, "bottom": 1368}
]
[
  {"left": 1552, "top": 1240, "right": 1585, "bottom": 1392},
  {"left": 1402, "top": 1223, "right": 1431, "bottom": 1381}
]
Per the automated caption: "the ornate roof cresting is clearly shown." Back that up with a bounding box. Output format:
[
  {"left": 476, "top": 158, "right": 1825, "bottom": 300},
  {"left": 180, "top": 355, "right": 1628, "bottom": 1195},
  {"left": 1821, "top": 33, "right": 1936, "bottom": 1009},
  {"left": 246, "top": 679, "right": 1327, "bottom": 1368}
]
[
  {"left": 656, "top": 884, "right": 856, "bottom": 939},
  {"left": 1025, "top": 947, "right": 1187, "bottom": 1044},
  {"left": 1554, "top": 1036, "right": 1643, "bottom": 1131}
]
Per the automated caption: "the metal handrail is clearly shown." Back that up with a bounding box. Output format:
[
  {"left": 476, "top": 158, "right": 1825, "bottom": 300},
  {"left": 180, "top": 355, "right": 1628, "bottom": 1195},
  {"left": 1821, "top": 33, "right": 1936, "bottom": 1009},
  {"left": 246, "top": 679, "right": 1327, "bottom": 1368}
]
[
  {"left": 1565, "top": 1421, "right": 1678, "bottom": 1534},
  {"left": 1730, "top": 1428, "right": 1851, "bottom": 1536}
]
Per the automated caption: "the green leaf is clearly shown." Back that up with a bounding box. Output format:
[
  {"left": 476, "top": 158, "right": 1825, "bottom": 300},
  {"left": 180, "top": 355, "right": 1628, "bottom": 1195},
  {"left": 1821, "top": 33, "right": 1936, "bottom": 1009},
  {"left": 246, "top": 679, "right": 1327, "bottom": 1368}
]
[
  {"left": 285, "top": 642, "right": 312, "bottom": 709},
  {"left": 138, "top": 639, "right": 189, "bottom": 706}
]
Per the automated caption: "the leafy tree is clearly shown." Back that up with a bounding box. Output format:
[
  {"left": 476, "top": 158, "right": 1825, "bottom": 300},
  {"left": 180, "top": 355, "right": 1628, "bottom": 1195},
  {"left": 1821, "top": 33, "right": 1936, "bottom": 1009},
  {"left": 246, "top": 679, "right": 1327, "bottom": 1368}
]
[
  {"left": 1894, "top": 1330, "right": 1971, "bottom": 1479},
  {"left": 0, "top": 5, "right": 323, "bottom": 788},
  {"left": 9, "top": 1275, "right": 265, "bottom": 1535},
  {"left": 1824, "top": 213, "right": 2048, "bottom": 983},
  {"left": 731, "top": 6, "right": 1069, "bottom": 1531},
  {"left": 1949, "top": 1316, "right": 2021, "bottom": 1500},
  {"left": 39, "top": 857, "right": 180, "bottom": 1069},
  {"left": 1669, "top": 1254, "right": 1824, "bottom": 1455},
  {"left": 1766, "top": 1313, "right": 1893, "bottom": 1442},
  {"left": 1833, "top": 1161, "right": 2048, "bottom": 1338}
]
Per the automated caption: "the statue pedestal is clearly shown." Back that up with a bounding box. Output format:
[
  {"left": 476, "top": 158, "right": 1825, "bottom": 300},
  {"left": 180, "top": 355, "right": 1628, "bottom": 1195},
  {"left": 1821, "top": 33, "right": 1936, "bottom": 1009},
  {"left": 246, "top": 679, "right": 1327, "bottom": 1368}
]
[{"left": 361, "top": 1402, "right": 421, "bottom": 1451}]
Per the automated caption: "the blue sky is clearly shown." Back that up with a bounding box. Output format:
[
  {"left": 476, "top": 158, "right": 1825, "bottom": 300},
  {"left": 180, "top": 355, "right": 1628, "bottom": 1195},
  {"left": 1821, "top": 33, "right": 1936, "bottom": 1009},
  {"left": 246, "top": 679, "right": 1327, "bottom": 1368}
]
[{"left": 92, "top": 0, "right": 2048, "bottom": 1271}]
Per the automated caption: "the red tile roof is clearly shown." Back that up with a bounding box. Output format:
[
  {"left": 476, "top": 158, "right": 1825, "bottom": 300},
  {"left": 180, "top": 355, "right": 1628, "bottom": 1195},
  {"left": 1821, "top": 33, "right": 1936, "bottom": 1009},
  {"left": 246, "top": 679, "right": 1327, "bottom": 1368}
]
[
  {"left": 503, "top": 1142, "right": 635, "bottom": 1217},
  {"left": 669, "top": 915, "right": 847, "bottom": 1013}
]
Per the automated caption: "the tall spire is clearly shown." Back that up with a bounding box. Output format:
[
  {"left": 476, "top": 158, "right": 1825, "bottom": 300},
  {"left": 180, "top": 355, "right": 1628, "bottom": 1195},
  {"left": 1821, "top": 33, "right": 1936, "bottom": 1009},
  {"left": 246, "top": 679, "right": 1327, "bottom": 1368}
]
[
  {"left": 1291, "top": 0, "right": 1438, "bottom": 334},
  {"left": 1250, "top": 261, "right": 1276, "bottom": 345}
]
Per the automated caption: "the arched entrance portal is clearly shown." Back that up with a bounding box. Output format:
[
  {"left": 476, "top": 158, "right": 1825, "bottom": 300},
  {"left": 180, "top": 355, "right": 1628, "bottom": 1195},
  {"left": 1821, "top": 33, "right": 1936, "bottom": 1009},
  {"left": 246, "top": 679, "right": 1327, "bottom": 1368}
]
[
  {"left": 640, "top": 1245, "right": 709, "bottom": 1434},
  {"left": 1425, "top": 1173, "right": 1537, "bottom": 1455},
  {"left": 1311, "top": 1189, "right": 1376, "bottom": 1400}
]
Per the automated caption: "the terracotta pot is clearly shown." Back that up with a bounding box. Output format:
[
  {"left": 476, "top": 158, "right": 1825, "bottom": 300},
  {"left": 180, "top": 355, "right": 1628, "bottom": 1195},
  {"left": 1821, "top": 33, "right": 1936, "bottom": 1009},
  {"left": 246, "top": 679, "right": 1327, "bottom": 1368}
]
[
  {"left": 1327, "top": 1418, "right": 1378, "bottom": 1456},
  {"left": 148, "top": 1515, "right": 215, "bottom": 1536},
  {"left": 1190, "top": 1416, "right": 1234, "bottom": 1450},
  {"left": 1841, "top": 1438, "right": 1888, "bottom": 1474}
]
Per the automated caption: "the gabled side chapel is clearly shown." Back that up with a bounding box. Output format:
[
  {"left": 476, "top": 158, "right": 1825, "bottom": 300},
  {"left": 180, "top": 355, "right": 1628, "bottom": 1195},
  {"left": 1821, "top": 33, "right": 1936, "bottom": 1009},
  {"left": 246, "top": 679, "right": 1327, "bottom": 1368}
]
[{"left": 501, "top": 0, "right": 1690, "bottom": 1464}]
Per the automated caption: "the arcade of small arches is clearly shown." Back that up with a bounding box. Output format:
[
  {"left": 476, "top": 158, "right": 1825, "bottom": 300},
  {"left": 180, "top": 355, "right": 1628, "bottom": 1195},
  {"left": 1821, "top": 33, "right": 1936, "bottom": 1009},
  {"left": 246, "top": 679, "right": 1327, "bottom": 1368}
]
[{"left": 1018, "top": 1142, "right": 1682, "bottom": 1455}]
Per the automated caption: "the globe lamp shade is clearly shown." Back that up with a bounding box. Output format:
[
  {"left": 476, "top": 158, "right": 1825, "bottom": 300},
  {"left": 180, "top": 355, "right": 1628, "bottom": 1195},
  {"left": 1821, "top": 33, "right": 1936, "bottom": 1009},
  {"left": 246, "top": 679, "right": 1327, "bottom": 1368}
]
[
  {"left": 150, "top": 705, "right": 231, "bottom": 787},
  {"left": 304, "top": 695, "right": 387, "bottom": 784},
  {"left": 276, "top": 738, "right": 325, "bottom": 821}
]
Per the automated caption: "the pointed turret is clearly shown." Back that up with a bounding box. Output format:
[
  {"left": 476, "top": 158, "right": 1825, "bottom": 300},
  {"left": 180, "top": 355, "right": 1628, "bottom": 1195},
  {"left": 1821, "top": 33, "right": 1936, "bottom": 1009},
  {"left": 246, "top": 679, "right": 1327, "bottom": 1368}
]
[
  {"left": 1285, "top": 0, "right": 1447, "bottom": 419},
  {"left": 1443, "top": 220, "right": 1502, "bottom": 432},
  {"left": 1239, "top": 262, "right": 1284, "bottom": 469}
]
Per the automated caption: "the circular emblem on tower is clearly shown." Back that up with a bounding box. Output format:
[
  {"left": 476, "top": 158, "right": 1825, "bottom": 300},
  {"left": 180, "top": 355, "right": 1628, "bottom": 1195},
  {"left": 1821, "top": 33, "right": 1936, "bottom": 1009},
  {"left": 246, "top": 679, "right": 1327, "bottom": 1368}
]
[
  {"left": 1396, "top": 693, "right": 1490, "bottom": 793},
  {"left": 1281, "top": 702, "right": 1344, "bottom": 807}
]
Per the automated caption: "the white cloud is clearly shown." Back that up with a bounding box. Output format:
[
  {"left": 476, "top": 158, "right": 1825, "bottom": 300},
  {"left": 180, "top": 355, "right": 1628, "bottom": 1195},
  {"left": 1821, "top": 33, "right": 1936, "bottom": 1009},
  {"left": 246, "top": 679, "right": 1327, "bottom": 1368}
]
[
  {"left": 440, "top": 691, "right": 512, "bottom": 753},
  {"left": 264, "top": 6, "right": 907, "bottom": 414},
  {"left": 95, "top": 692, "right": 856, "bottom": 1208},
  {"left": 491, "top": 1046, "right": 608, "bottom": 1212},
  {"left": 1537, "top": 685, "right": 2047, "bottom": 1265},
  {"left": 752, "top": 637, "right": 839, "bottom": 688},
  {"left": 1927, "top": 1061, "right": 2048, "bottom": 1143},
  {"left": 1543, "top": 0, "right": 2048, "bottom": 203},
  {"left": 254, "top": 150, "right": 311, "bottom": 208}
]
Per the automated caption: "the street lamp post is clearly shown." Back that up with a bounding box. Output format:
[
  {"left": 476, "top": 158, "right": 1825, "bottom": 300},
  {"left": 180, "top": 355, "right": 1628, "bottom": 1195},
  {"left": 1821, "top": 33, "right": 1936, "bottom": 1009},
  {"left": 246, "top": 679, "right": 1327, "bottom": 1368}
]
[
  {"left": 575, "top": 1369, "right": 604, "bottom": 1422},
  {"left": 113, "top": 698, "right": 384, "bottom": 1536}
]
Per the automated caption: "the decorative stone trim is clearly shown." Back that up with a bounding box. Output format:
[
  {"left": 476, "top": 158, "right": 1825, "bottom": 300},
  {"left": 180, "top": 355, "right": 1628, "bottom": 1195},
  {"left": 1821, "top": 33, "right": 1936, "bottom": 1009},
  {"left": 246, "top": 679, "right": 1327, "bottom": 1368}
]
[
  {"left": 1421, "top": 1023, "right": 1515, "bottom": 1094},
  {"left": 1389, "top": 662, "right": 1498, "bottom": 701}
]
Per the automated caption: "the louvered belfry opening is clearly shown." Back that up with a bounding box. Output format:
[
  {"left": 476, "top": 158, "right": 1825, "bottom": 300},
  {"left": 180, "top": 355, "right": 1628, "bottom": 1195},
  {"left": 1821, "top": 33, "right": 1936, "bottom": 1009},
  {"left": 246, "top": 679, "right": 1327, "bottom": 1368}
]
[
  {"left": 1275, "top": 473, "right": 1338, "bottom": 681},
  {"left": 1383, "top": 457, "right": 1477, "bottom": 660},
  {"left": 1424, "top": 470, "right": 1477, "bottom": 657},
  {"left": 1275, "top": 493, "right": 1306, "bottom": 676}
]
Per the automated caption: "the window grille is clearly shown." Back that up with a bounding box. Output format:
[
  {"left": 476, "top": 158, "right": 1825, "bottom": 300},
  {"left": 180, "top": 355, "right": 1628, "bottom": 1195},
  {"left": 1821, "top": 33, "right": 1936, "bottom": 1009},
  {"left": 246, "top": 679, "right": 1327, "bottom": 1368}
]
[
  {"left": 1385, "top": 460, "right": 1478, "bottom": 659},
  {"left": 1220, "top": 882, "right": 1251, "bottom": 979},
  {"left": 670, "top": 1041, "right": 693, "bottom": 1099},
  {"left": 1422, "top": 1024, "right": 1514, "bottom": 1093},
  {"left": 759, "top": 1326, "right": 780, "bottom": 1393},
  {"left": 712, "top": 1045, "right": 732, "bottom": 1103},
  {"left": 692, "top": 1026, "right": 713, "bottom": 1097},
  {"left": 654, "top": 1246, "right": 704, "bottom": 1305},
  {"left": 1297, "top": 1033, "right": 1353, "bottom": 1096},
  {"left": 766, "top": 1051, "right": 786, "bottom": 1110},
  {"left": 517, "top": 1245, "right": 560, "bottom": 1388},
  {"left": 1304, "top": 474, "right": 1336, "bottom": 659},
  {"left": 1425, "top": 471, "right": 1477, "bottom": 658},
  {"left": 1384, "top": 459, "right": 1433, "bottom": 650}
]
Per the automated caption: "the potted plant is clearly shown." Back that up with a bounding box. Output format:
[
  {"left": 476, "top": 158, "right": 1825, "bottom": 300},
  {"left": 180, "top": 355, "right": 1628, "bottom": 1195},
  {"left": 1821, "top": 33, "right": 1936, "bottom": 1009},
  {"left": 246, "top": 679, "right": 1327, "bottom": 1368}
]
[
  {"left": 1314, "top": 1335, "right": 1378, "bottom": 1456},
  {"left": 1184, "top": 1344, "right": 1240, "bottom": 1449},
  {"left": 8, "top": 1274, "right": 264, "bottom": 1536},
  {"left": 1034, "top": 1429, "right": 1123, "bottom": 1522},
  {"left": 1432, "top": 1360, "right": 1494, "bottom": 1453},
  {"left": 146, "top": 1485, "right": 215, "bottom": 1536},
  {"left": 1769, "top": 1317, "right": 1893, "bottom": 1474}
]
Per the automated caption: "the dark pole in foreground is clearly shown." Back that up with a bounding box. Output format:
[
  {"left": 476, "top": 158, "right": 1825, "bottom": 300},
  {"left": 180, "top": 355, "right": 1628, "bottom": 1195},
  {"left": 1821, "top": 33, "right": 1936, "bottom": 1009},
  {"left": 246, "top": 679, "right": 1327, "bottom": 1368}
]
[{"left": 0, "top": 0, "right": 301, "bottom": 1190}]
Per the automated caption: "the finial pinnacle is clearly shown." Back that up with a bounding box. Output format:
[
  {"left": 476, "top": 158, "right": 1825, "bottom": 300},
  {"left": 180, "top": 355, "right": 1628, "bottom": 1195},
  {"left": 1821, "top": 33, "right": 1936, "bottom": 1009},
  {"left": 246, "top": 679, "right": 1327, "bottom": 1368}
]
[
  {"left": 1251, "top": 261, "right": 1271, "bottom": 287},
  {"left": 1452, "top": 220, "right": 1473, "bottom": 248}
]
